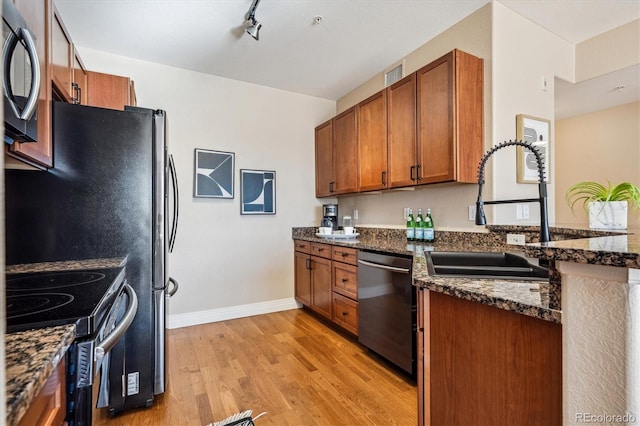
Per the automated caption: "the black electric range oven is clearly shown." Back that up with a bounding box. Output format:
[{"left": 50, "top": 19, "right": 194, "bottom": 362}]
[{"left": 6, "top": 266, "right": 138, "bottom": 426}]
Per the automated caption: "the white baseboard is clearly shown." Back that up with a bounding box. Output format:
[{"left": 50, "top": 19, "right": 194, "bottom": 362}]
[{"left": 167, "top": 297, "right": 302, "bottom": 329}]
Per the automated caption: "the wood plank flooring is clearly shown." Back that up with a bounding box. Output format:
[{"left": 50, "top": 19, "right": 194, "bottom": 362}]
[{"left": 94, "top": 308, "right": 417, "bottom": 426}]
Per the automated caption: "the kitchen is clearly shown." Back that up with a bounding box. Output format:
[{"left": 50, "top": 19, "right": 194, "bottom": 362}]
[{"left": 2, "top": 0, "right": 640, "bottom": 425}]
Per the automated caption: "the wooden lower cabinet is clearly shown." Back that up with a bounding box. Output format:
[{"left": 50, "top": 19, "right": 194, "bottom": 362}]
[
  {"left": 19, "top": 358, "right": 66, "bottom": 426},
  {"left": 294, "top": 241, "right": 332, "bottom": 320},
  {"left": 294, "top": 241, "right": 359, "bottom": 334},
  {"left": 418, "top": 289, "right": 562, "bottom": 426}
]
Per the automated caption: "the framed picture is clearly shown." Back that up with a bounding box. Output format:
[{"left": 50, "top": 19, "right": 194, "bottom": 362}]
[
  {"left": 240, "top": 169, "right": 276, "bottom": 215},
  {"left": 194, "top": 149, "right": 235, "bottom": 198},
  {"left": 516, "top": 114, "right": 550, "bottom": 183}
]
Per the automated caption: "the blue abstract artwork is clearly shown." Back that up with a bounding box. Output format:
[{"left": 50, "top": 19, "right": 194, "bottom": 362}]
[
  {"left": 240, "top": 169, "right": 276, "bottom": 215},
  {"left": 194, "top": 149, "right": 234, "bottom": 198}
]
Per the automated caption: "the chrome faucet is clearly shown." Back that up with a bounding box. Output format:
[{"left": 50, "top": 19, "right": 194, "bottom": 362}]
[{"left": 475, "top": 140, "right": 551, "bottom": 243}]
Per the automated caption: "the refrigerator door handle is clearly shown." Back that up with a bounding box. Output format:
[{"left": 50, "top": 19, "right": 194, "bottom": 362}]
[
  {"left": 168, "top": 154, "right": 179, "bottom": 253},
  {"left": 167, "top": 277, "right": 179, "bottom": 297}
]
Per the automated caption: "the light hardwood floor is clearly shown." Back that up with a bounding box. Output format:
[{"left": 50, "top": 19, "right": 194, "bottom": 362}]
[{"left": 94, "top": 308, "right": 417, "bottom": 426}]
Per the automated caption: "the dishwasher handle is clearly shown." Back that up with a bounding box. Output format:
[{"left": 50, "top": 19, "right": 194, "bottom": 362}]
[{"left": 358, "top": 259, "right": 411, "bottom": 274}]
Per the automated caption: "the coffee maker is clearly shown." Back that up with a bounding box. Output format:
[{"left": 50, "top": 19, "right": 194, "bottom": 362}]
[{"left": 322, "top": 204, "right": 339, "bottom": 230}]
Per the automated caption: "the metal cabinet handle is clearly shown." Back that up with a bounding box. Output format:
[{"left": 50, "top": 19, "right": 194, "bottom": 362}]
[
  {"left": 305, "top": 258, "right": 311, "bottom": 270},
  {"left": 94, "top": 284, "right": 138, "bottom": 371},
  {"left": 2, "top": 28, "right": 41, "bottom": 121},
  {"left": 382, "top": 171, "right": 387, "bottom": 186},
  {"left": 342, "top": 278, "right": 348, "bottom": 283},
  {"left": 71, "top": 82, "right": 81, "bottom": 104},
  {"left": 410, "top": 165, "right": 416, "bottom": 181},
  {"left": 416, "top": 164, "right": 422, "bottom": 181}
]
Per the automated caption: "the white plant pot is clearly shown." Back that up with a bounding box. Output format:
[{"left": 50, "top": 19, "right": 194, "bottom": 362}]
[{"left": 588, "top": 201, "right": 628, "bottom": 230}]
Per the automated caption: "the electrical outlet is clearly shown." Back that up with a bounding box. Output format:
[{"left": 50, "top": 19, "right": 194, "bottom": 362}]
[
  {"left": 403, "top": 207, "right": 410, "bottom": 220},
  {"left": 468, "top": 205, "right": 476, "bottom": 221},
  {"left": 506, "top": 233, "right": 526, "bottom": 245},
  {"left": 516, "top": 204, "right": 530, "bottom": 220},
  {"left": 353, "top": 209, "right": 359, "bottom": 220}
]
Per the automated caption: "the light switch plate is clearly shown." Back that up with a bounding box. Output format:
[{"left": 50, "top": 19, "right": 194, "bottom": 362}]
[{"left": 468, "top": 205, "right": 476, "bottom": 221}]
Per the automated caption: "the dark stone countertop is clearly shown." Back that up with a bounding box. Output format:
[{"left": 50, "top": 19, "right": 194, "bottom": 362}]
[
  {"left": 5, "top": 325, "right": 76, "bottom": 426},
  {"left": 293, "top": 227, "right": 562, "bottom": 323},
  {"left": 4, "top": 257, "right": 127, "bottom": 425}
]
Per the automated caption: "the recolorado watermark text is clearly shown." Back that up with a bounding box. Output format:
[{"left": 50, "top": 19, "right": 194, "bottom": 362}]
[{"left": 575, "top": 412, "right": 636, "bottom": 423}]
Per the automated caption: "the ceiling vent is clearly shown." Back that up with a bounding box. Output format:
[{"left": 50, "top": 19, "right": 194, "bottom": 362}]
[{"left": 385, "top": 64, "right": 403, "bottom": 87}]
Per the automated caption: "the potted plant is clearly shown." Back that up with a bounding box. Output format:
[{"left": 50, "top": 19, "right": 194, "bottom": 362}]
[{"left": 565, "top": 181, "right": 640, "bottom": 229}]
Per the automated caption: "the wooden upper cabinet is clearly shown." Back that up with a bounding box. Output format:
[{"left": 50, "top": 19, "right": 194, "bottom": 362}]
[
  {"left": 313, "top": 48, "right": 482, "bottom": 196},
  {"left": 387, "top": 74, "right": 417, "bottom": 188},
  {"left": 315, "top": 119, "right": 334, "bottom": 197},
  {"left": 86, "top": 71, "right": 135, "bottom": 110},
  {"left": 51, "top": 5, "right": 73, "bottom": 102},
  {"left": 332, "top": 107, "right": 358, "bottom": 195},
  {"left": 417, "top": 49, "right": 483, "bottom": 184},
  {"left": 357, "top": 90, "right": 387, "bottom": 192},
  {"left": 72, "top": 47, "right": 88, "bottom": 105},
  {"left": 7, "top": 0, "right": 54, "bottom": 168}
]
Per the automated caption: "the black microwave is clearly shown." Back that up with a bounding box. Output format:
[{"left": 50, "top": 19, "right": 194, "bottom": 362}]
[{"left": 2, "top": 0, "right": 40, "bottom": 144}]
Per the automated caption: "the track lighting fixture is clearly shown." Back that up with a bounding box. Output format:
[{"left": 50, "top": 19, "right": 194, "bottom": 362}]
[{"left": 245, "top": 0, "right": 262, "bottom": 41}]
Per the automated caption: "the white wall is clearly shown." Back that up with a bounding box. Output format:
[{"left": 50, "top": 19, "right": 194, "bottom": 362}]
[
  {"left": 78, "top": 48, "right": 335, "bottom": 321},
  {"left": 489, "top": 2, "right": 573, "bottom": 226}
]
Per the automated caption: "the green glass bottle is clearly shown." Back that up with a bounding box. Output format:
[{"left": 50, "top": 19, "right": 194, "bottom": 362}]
[
  {"left": 424, "top": 208, "right": 435, "bottom": 242},
  {"left": 406, "top": 208, "right": 415, "bottom": 241},
  {"left": 415, "top": 208, "right": 425, "bottom": 241}
]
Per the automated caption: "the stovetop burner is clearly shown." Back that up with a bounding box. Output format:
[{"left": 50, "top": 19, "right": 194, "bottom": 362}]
[
  {"left": 7, "top": 293, "right": 74, "bottom": 319},
  {"left": 6, "top": 271, "right": 106, "bottom": 291},
  {"left": 5, "top": 266, "right": 126, "bottom": 336}
]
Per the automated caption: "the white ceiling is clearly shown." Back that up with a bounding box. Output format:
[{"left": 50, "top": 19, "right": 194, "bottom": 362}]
[{"left": 55, "top": 0, "right": 640, "bottom": 118}]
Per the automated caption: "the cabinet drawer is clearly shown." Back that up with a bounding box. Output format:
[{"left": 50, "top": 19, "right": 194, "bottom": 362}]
[
  {"left": 311, "top": 242, "right": 332, "bottom": 259},
  {"left": 333, "top": 293, "right": 358, "bottom": 335},
  {"left": 333, "top": 262, "right": 358, "bottom": 299},
  {"left": 294, "top": 240, "right": 311, "bottom": 254},
  {"left": 332, "top": 246, "right": 358, "bottom": 265}
]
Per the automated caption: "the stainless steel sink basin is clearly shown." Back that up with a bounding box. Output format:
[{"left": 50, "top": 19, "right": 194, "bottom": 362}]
[{"left": 425, "top": 251, "right": 548, "bottom": 281}]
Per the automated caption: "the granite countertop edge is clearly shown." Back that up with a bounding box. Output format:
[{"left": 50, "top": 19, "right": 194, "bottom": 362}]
[{"left": 5, "top": 325, "right": 76, "bottom": 426}]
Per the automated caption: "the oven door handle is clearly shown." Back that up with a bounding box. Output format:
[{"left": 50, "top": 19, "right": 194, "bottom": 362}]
[
  {"left": 357, "top": 259, "right": 411, "bottom": 274},
  {"left": 94, "top": 284, "right": 138, "bottom": 370}
]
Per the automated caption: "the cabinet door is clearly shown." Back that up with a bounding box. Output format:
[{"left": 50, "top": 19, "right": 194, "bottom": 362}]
[
  {"left": 332, "top": 107, "right": 359, "bottom": 195},
  {"left": 387, "top": 74, "right": 417, "bottom": 188},
  {"left": 358, "top": 90, "right": 387, "bottom": 191},
  {"left": 294, "top": 251, "right": 311, "bottom": 306},
  {"left": 51, "top": 6, "right": 73, "bottom": 102},
  {"left": 315, "top": 120, "right": 333, "bottom": 197},
  {"left": 86, "top": 71, "right": 132, "bottom": 110},
  {"left": 72, "top": 47, "right": 88, "bottom": 105},
  {"left": 310, "top": 256, "right": 332, "bottom": 320},
  {"left": 416, "top": 49, "right": 483, "bottom": 184},
  {"left": 417, "top": 52, "right": 454, "bottom": 184},
  {"left": 453, "top": 49, "right": 484, "bottom": 183},
  {"left": 8, "top": 0, "right": 53, "bottom": 168}
]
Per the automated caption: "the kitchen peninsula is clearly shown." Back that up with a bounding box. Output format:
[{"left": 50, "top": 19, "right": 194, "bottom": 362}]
[{"left": 293, "top": 225, "right": 639, "bottom": 425}]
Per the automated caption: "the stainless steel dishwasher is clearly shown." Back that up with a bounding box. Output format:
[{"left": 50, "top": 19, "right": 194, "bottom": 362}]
[{"left": 358, "top": 250, "right": 416, "bottom": 377}]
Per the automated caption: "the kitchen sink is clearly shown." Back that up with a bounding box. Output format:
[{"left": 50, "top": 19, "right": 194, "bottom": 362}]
[{"left": 425, "top": 251, "right": 549, "bottom": 281}]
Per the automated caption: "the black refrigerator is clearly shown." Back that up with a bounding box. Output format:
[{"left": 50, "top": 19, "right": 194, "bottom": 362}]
[{"left": 5, "top": 101, "right": 179, "bottom": 415}]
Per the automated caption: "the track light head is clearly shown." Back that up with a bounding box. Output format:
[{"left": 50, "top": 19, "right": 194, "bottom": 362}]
[
  {"left": 246, "top": 18, "right": 262, "bottom": 40},
  {"left": 244, "top": 0, "right": 262, "bottom": 41}
]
